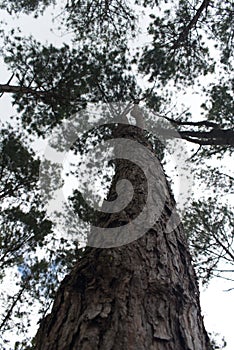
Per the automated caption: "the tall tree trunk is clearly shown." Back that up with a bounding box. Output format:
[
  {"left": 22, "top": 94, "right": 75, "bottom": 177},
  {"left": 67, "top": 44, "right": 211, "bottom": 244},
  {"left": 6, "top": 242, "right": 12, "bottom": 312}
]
[{"left": 34, "top": 124, "right": 211, "bottom": 350}]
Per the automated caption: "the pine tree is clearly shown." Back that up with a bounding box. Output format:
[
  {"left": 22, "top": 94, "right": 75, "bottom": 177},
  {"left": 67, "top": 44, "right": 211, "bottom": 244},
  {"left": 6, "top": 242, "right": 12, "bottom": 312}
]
[{"left": 0, "top": 0, "right": 233, "bottom": 348}]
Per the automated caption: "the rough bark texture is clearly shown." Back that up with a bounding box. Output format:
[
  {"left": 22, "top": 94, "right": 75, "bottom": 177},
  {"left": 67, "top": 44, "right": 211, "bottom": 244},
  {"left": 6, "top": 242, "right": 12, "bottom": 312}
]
[{"left": 34, "top": 124, "right": 211, "bottom": 350}]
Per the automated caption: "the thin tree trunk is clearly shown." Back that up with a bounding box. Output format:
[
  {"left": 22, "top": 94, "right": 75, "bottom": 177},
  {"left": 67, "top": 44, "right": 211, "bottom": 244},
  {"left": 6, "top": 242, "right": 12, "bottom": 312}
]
[{"left": 34, "top": 124, "right": 211, "bottom": 350}]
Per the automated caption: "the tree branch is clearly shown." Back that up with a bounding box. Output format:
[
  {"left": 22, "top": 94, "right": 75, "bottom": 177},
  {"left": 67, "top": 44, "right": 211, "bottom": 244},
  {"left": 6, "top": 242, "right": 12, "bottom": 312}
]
[
  {"left": 172, "top": 0, "right": 210, "bottom": 49},
  {"left": 0, "top": 74, "right": 15, "bottom": 98},
  {"left": 179, "top": 129, "right": 234, "bottom": 146},
  {"left": 0, "top": 282, "right": 27, "bottom": 331},
  {"left": 0, "top": 83, "right": 53, "bottom": 98},
  {"left": 162, "top": 115, "right": 220, "bottom": 129}
]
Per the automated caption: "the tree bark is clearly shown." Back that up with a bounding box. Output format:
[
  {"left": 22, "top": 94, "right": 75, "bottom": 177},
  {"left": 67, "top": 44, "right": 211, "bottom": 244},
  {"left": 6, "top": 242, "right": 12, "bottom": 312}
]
[{"left": 34, "top": 124, "right": 211, "bottom": 350}]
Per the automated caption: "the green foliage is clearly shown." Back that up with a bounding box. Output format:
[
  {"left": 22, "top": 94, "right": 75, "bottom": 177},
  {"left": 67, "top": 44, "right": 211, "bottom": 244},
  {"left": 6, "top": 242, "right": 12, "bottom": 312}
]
[
  {"left": 208, "top": 0, "right": 234, "bottom": 65},
  {"left": 0, "top": 129, "right": 39, "bottom": 193},
  {"left": 65, "top": 0, "right": 137, "bottom": 43},
  {"left": 201, "top": 82, "right": 234, "bottom": 128},
  {"left": 0, "top": 126, "right": 81, "bottom": 347},
  {"left": 0, "top": 0, "right": 55, "bottom": 16},
  {"left": 0, "top": 128, "right": 48, "bottom": 341},
  {"left": 139, "top": 1, "right": 215, "bottom": 85},
  {"left": 3, "top": 36, "right": 139, "bottom": 135},
  {"left": 183, "top": 198, "right": 234, "bottom": 284},
  {"left": 194, "top": 166, "right": 234, "bottom": 195}
]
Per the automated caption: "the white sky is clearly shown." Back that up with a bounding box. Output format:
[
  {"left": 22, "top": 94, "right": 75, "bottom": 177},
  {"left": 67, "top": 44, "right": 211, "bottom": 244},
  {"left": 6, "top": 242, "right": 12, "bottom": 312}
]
[{"left": 0, "top": 3, "right": 233, "bottom": 349}]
